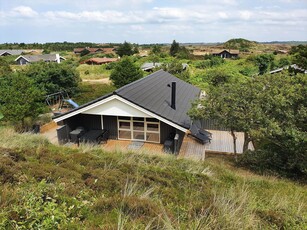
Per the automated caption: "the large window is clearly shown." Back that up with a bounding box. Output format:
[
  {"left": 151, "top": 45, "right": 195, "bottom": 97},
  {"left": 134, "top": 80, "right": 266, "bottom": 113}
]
[{"left": 117, "top": 117, "right": 160, "bottom": 143}]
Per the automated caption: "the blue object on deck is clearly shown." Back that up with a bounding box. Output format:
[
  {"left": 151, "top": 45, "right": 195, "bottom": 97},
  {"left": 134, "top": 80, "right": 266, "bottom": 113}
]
[{"left": 65, "top": 99, "right": 79, "bottom": 108}]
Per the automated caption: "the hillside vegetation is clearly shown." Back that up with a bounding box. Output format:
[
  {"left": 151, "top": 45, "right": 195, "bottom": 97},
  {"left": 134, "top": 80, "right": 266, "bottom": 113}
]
[
  {"left": 224, "top": 38, "right": 257, "bottom": 51},
  {"left": 0, "top": 127, "right": 306, "bottom": 229}
]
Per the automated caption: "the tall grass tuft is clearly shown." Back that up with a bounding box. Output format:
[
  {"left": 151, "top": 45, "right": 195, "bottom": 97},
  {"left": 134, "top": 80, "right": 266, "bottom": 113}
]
[{"left": 0, "top": 127, "right": 49, "bottom": 149}]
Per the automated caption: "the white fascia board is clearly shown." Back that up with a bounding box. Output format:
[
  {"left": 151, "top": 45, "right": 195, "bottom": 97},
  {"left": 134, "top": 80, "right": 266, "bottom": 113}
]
[
  {"left": 14, "top": 55, "right": 30, "bottom": 62},
  {"left": 53, "top": 94, "right": 117, "bottom": 122},
  {"left": 53, "top": 94, "right": 187, "bottom": 133}
]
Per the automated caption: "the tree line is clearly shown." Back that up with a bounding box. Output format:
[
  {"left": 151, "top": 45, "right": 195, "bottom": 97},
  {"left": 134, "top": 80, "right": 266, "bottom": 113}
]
[{"left": 0, "top": 42, "right": 116, "bottom": 51}]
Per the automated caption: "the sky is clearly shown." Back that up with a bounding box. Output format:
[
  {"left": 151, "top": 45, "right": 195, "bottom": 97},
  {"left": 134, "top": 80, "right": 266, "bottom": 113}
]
[{"left": 0, "top": 0, "right": 307, "bottom": 44}]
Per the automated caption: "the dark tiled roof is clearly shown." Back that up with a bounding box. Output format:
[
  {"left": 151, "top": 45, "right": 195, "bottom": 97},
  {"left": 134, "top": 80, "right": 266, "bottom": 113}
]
[
  {"left": 16, "top": 54, "right": 64, "bottom": 63},
  {"left": 115, "top": 70, "right": 200, "bottom": 129},
  {"left": 141, "top": 62, "right": 162, "bottom": 70},
  {"left": 54, "top": 70, "right": 200, "bottom": 129},
  {"left": 0, "top": 50, "right": 23, "bottom": 55},
  {"left": 83, "top": 57, "right": 118, "bottom": 64},
  {"left": 212, "top": 49, "right": 240, "bottom": 55}
]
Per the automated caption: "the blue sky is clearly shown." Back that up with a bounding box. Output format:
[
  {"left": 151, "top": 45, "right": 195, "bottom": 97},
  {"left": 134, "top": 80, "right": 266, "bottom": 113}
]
[{"left": 0, "top": 0, "right": 306, "bottom": 43}]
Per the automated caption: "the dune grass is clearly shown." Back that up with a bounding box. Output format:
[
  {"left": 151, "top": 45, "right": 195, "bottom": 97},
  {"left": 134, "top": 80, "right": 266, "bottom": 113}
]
[
  {"left": 0, "top": 126, "right": 306, "bottom": 229},
  {"left": 76, "top": 64, "right": 111, "bottom": 80}
]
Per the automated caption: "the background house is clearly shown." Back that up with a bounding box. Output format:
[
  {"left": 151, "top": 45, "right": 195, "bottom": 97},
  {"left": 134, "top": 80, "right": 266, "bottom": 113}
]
[
  {"left": 15, "top": 54, "right": 65, "bottom": 65},
  {"left": 82, "top": 57, "right": 118, "bottom": 65},
  {"left": 141, "top": 63, "right": 188, "bottom": 72},
  {"left": 141, "top": 62, "right": 162, "bottom": 71},
  {"left": 74, "top": 47, "right": 115, "bottom": 55},
  {"left": 0, "top": 50, "right": 23, "bottom": 56},
  {"left": 212, "top": 49, "right": 239, "bottom": 58}
]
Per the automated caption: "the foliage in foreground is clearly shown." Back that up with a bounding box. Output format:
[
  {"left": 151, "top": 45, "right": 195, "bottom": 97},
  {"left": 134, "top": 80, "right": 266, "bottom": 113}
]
[
  {"left": 190, "top": 73, "right": 307, "bottom": 179},
  {"left": 0, "top": 127, "right": 306, "bottom": 229},
  {"left": 0, "top": 74, "right": 45, "bottom": 132}
]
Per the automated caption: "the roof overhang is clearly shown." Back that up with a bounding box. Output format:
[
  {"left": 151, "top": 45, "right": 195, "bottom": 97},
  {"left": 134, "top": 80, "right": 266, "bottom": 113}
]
[
  {"left": 0, "top": 51, "right": 10, "bottom": 56},
  {"left": 53, "top": 94, "right": 188, "bottom": 133},
  {"left": 15, "top": 55, "right": 30, "bottom": 62}
]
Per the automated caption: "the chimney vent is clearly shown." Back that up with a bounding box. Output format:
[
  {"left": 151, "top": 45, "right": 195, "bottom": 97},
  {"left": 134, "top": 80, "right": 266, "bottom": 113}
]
[{"left": 171, "top": 82, "right": 176, "bottom": 110}]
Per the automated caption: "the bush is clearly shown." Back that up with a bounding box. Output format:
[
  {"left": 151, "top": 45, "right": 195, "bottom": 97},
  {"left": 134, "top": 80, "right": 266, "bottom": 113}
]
[
  {"left": 0, "top": 180, "right": 87, "bottom": 229},
  {"left": 23, "top": 62, "right": 81, "bottom": 96},
  {"left": 110, "top": 57, "right": 143, "bottom": 88}
]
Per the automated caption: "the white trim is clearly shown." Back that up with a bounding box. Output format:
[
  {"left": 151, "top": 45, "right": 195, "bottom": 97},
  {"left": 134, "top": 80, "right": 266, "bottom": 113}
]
[
  {"left": 53, "top": 94, "right": 188, "bottom": 133},
  {"left": 101, "top": 115, "right": 104, "bottom": 129},
  {"left": 83, "top": 98, "right": 150, "bottom": 117},
  {"left": 0, "top": 51, "right": 9, "bottom": 56},
  {"left": 14, "top": 55, "right": 30, "bottom": 62}
]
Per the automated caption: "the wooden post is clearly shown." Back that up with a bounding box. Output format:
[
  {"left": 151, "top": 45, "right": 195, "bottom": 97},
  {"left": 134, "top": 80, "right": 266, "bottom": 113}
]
[{"left": 202, "top": 145, "right": 206, "bottom": 161}]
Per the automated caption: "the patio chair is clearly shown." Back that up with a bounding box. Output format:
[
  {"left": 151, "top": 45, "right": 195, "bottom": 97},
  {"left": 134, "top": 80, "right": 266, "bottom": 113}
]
[
  {"left": 163, "top": 132, "right": 175, "bottom": 153},
  {"left": 188, "top": 123, "right": 212, "bottom": 144}
]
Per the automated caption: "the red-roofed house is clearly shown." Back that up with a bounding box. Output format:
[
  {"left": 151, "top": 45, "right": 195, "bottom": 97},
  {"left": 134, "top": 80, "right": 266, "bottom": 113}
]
[{"left": 82, "top": 57, "right": 118, "bottom": 65}]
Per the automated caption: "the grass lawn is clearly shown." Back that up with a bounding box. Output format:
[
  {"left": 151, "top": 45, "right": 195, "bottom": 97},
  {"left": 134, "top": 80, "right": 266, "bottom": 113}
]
[
  {"left": 77, "top": 64, "right": 111, "bottom": 80},
  {"left": 0, "top": 127, "right": 306, "bottom": 229}
]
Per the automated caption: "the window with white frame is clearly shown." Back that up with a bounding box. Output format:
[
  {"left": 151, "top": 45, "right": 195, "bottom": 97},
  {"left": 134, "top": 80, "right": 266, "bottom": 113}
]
[{"left": 117, "top": 117, "right": 160, "bottom": 143}]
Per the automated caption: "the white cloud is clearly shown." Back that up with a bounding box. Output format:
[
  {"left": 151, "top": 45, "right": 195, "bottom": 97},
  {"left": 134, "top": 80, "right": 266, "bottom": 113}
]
[
  {"left": 1, "top": 2, "right": 306, "bottom": 43},
  {"left": 239, "top": 10, "right": 253, "bottom": 20},
  {"left": 218, "top": 12, "right": 229, "bottom": 19},
  {"left": 2, "top": 5, "right": 307, "bottom": 27},
  {"left": 11, "top": 6, "right": 38, "bottom": 17}
]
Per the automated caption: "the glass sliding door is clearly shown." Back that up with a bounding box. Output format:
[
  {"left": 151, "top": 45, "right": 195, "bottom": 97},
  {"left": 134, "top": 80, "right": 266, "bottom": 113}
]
[
  {"left": 146, "top": 123, "right": 159, "bottom": 142},
  {"left": 133, "top": 121, "right": 145, "bottom": 140},
  {"left": 117, "top": 117, "right": 160, "bottom": 143},
  {"left": 118, "top": 117, "right": 131, "bottom": 139}
]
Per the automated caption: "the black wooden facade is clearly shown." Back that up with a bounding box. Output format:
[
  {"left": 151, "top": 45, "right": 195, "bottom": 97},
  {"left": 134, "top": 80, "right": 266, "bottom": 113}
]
[{"left": 57, "top": 114, "right": 185, "bottom": 150}]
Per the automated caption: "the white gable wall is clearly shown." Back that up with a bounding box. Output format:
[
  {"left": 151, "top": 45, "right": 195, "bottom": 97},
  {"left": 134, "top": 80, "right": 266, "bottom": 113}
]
[
  {"left": 54, "top": 95, "right": 187, "bottom": 133},
  {"left": 82, "top": 98, "right": 151, "bottom": 117}
]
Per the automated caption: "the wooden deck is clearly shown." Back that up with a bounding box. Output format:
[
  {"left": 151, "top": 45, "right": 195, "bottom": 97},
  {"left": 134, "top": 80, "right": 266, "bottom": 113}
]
[
  {"left": 206, "top": 130, "right": 254, "bottom": 154},
  {"left": 179, "top": 130, "right": 254, "bottom": 160},
  {"left": 102, "top": 140, "right": 166, "bottom": 155},
  {"left": 179, "top": 136, "right": 206, "bottom": 160},
  {"left": 40, "top": 124, "right": 254, "bottom": 160},
  {"left": 40, "top": 122, "right": 59, "bottom": 145}
]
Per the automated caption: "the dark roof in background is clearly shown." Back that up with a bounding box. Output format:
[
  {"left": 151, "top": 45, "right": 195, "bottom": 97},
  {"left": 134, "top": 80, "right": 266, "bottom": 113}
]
[
  {"left": 141, "top": 62, "right": 162, "bottom": 70},
  {"left": 0, "top": 50, "right": 23, "bottom": 55},
  {"left": 54, "top": 70, "right": 200, "bottom": 129},
  {"left": 115, "top": 70, "right": 200, "bottom": 129},
  {"left": 16, "top": 54, "right": 64, "bottom": 62},
  {"left": 212, "top": 49, "right": 240, "bottom": 55}
]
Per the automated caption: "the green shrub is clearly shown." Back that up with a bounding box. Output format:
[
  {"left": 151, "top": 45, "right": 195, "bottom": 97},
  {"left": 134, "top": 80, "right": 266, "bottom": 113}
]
[{"left": 0, "top": 180, "right": 87, "bottom": 229}]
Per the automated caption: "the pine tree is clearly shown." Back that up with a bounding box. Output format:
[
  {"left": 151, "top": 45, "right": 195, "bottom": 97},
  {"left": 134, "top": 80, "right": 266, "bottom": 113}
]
[{"left": 170, "top": 40, "right": 180, "bottom": 56}]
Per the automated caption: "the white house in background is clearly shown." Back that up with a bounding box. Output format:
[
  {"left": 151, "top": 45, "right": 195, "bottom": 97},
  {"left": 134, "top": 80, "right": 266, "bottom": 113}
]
[
  {"left": 141, "top": 62, "right": 189, "bottom": 72},
  {"left": 0, "top": 50, "right": 24, "bottom": 56},
  {"left": 15, "top": 54, "right": 65, "bottom": 65}
]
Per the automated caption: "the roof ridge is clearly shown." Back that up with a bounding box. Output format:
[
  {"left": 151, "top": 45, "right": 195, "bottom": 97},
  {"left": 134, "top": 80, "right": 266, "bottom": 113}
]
[{"left": 115, "top": 69, "right": 165, "bottom": 93}]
